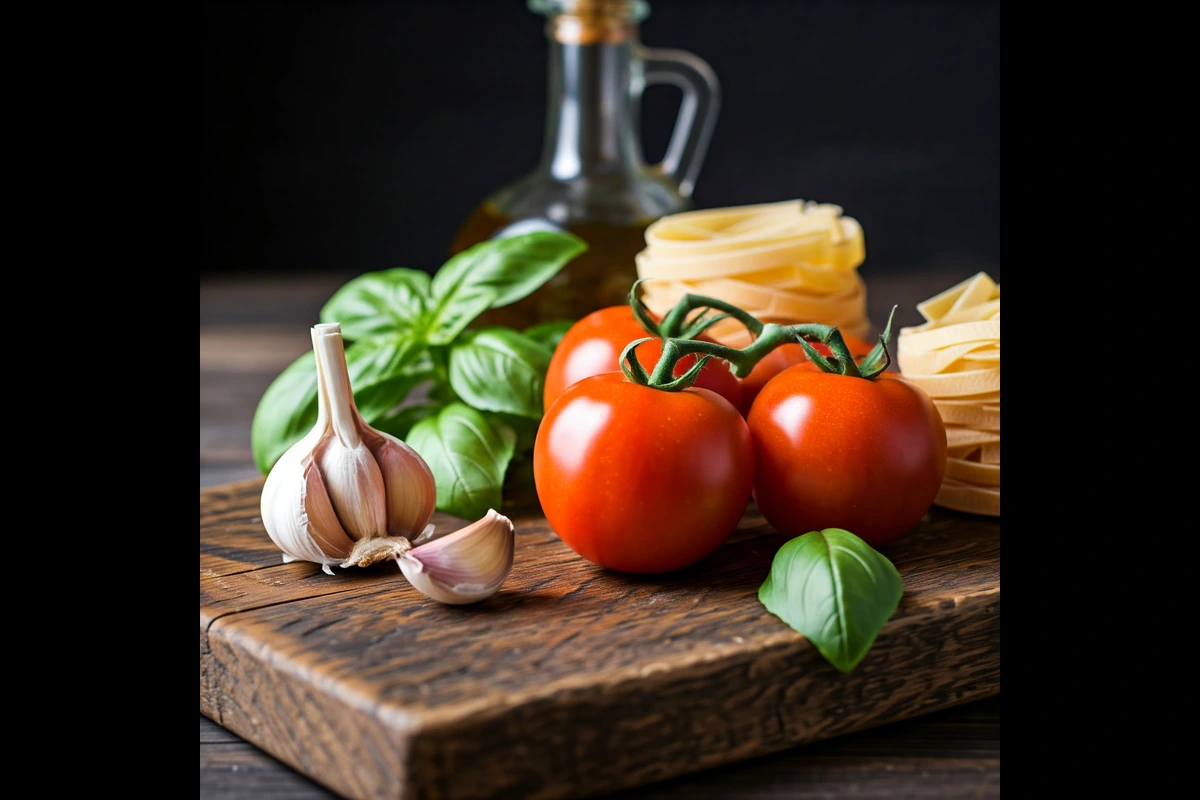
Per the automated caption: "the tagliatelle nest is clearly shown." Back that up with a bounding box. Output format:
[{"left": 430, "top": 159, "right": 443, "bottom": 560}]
[
  {"left": 898, "top": 272, "right": 1000, "bottom": 517},
  {"left": 634, "top": 200, "right": 872, "bottom": 346}
]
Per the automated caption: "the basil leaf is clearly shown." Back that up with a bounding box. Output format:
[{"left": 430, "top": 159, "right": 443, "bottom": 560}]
[
  {"left": 523, "top": 319, "right": 575, "bottom": 352},
  {"left": 758, "top": 528, "right": 904, "bottom": 673},
  {"left": 427, "top": 232, "right": 586, "bottom": 340},
  {"left": 431, "top": 231, "right": 586, "bottom": 308},
  {"left": 250, "top": 335, "right": 424, "bottom": 474},
  {"left": 320, "top": 268, "right": 432, "bottom": 341},
  {"left": 448, "top": 328, "right": 553, "bottom": 419},
  {"left": 425, "top": 286, "right": 496, "bottom": 346},
  {"left": 490, "top": 411, "right": 541, "bottom": 455},
  {"left": 371, "top": 399, "right": 443, "bottom": 441},
  {"left": 352, "top": 373, "right": 423, "bottom": 425},
  {"left": 250, "top": 351, "right": 321, "bottom": 475},
  {"left": 405, "top": 403, "right": 517, "bottom": 520}
]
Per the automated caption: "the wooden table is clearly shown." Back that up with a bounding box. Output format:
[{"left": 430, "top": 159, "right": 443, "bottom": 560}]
[{"left": 200, "top": 268, "right": 1000, "bottom": 800}]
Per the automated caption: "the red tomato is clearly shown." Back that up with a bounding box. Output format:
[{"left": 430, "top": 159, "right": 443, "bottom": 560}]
[
  {"left": 747, "top": 364, "right": 947, "bottom": 548},
  {"left": 543, "top": 306, "right": 741, "bottom": 412},
  {"left": 534, "top": 373, "right": 755, "bottom": 574},
  {"left": 738, "top": 334, "right": 875, "bottom": 416}
]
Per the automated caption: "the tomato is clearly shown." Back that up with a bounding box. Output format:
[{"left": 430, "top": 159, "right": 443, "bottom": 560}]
[
  {"left": 534, "top": 373, "right": 755, "bottom": 574},
  {"left": 737, "top": 334, "right": 875, "bottom": 416},
  {"left": 543, "top": 306, "right": 741, "bottom": 412},
  {"left": 747, "top": 363, "right": 947, "bottom": 548}
]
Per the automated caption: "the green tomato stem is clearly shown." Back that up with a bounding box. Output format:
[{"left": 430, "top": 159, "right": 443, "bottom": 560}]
[
  {"left": 628, "top": 279, "right": 766, "bottom": 340},
  {"left": 623, "top": 304, "right": 899, "bottom": 392},
  {"left": 659, "top": 293, "right": 765, "bottom": 339},
  {"left": 628, "top": 280, "right": 664, "bottom": 337}
]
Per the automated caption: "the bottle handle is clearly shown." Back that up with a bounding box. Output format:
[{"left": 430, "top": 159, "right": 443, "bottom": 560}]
[{"left": 641, "top": 48, "right": 721, "bottom": 199}]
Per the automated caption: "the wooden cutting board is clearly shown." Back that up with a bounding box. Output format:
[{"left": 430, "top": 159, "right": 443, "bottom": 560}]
[{"left": 200, "top": 478, "right": 1000, "bottom": 800}]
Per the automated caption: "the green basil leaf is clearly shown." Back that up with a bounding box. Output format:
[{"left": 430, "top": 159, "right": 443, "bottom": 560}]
[
  {"left": 490, "top": 411, "right": 541, "bottom": 455},
  {"left": 425, "top": 286, "right": 496, "bottom": 346},
  {"left": 405, "top": 403, "right": 517, "bottom": 520},
  {"left": 250, "top": 335, "right": 424, "bottom": 474},
  {"left": 427, "top": 232, "right": 586, "bottom": 336},
  {"left": 448, "top": 328, "right": 553, "bottom": 419},
  {"left": 523, "top": 319, "right": 576, "bottom": 352},
  {"left": 371, "top": 400, "right": 443, "bottom": 441},
  {"left": 758, "top": 528, "right": 904, "bottom": 673},
  {"left": 353, "top": 373, "right": 424, "bottom": 425},
  {"left": 250, "top": 351, "right": 321, "bottom": 475},
  {"left": 320, "top": 268, "right": 432, "bottom": 341},
  {"left": 351, "top": 337, "right": 426, "bottom": 412}
]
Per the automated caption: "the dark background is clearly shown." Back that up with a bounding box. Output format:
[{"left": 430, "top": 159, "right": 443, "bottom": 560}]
[{"left": 202, "top": 0, "right": 999, "bottom": 279}]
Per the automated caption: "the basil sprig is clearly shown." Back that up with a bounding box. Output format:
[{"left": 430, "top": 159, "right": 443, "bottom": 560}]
[
  {"left": 758, "top": 528, "right": 904, "bottom": 673},
  {"left": 250, "top": 231, "right": 586, "bottom": 520}
]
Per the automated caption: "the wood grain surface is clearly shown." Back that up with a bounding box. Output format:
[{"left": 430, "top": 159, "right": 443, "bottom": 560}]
[
  {"left": 201, "top": 695, "right": 999, "bottom": 800},
  {"left": 201, "top": 476, "right": 998, "bottom": 800},
  {"left": 200, "top": 270, "right": 1001, "bottom": 800}
]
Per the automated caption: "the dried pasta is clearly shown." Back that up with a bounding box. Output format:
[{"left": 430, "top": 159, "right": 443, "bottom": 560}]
[
  {"left": 635, "top": 200, "right": 872, "bottom": 343},
  {"left": 898, "top": 272, "right": 1000, "bottom": 516}
]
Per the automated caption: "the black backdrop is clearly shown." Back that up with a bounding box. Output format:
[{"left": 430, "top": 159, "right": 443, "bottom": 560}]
[{"left": 203, "top": 0, "right": 999, "bottom": 278}]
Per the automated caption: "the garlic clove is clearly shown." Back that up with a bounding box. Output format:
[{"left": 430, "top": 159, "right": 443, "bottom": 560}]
[
  {"left": 312, "top": 433, "right": 388, "bottom": 541},
  {"left": 260, "top": 442, "right": 358, "bottom": 568},
  {"left": 398, "top": 509, "right": 515, "bottom": 605},
  {"left": 261, "top": 441, "right": 336, "bottom": 567},
  {"left": 362, "top": 428, "right": 436, "bottom": 539},
  {"left": 299, "top": 457, "right": 357, "bottom": 560}
]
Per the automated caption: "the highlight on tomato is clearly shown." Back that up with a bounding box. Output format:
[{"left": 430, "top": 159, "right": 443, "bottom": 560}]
[{"left": 534, "top": 340, "right": 755, "bottom": 575}]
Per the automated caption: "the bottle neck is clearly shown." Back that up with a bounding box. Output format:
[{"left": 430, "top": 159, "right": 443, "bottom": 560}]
[{"left": 540, "top": 31, "right": 642, "bottom": 181}]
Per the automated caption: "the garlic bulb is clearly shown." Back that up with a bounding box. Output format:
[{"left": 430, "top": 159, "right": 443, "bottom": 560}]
[
  {"left": 260, "top": 323, "right": 514, "bottom": 604},
  {"left": 260, "top": 323, "right": 437, "bottom": 573}
]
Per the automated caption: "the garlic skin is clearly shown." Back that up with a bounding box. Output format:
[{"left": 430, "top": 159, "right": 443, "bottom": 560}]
[
  {"left": 260, "top": 323, "right": 437, "bottom": 574},
  {"left": 398, "top": 509, "right": 515, "bottom": 605}
]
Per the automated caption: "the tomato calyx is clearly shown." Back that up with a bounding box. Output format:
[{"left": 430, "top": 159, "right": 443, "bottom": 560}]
[
  {"left": 622, "top": 291, "right": 900, "bottom": 391},
  {"left": 793, "top": 306, "right": 897, "bottom": 380},
  {"left": 618, "top": 336, "right": 714, "bottom": 391}
]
